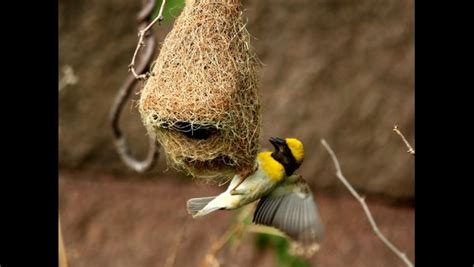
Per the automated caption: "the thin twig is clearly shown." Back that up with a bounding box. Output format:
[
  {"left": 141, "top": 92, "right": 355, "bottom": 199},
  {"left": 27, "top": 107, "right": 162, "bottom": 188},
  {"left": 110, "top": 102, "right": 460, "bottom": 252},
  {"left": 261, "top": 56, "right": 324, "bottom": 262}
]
[
  {"left": 164, "top": 218, "right": 186, "bottom": 267},
  {"left": 129, "top": 0, "right": 167, "bottom": 80},
  {"left": 59, "top": 216, "right": 68, "bottom": 267},
  {"left": 110, "top": 0, "right": 160, "bottom": 173},
  {"left": 320, "top": 139, "right": 414, "bottom": 267},
  {"left": 199, "top": 205, "right": 253, "bottom": 267},
  {"left": 59, "top": 65, "right": 78, "bottom": 92},
  {"left": 393, "top": 125, "right": 415, "bottom": 155},
  {"left": 246, "top": 224, "right": 288, "bottom": 239},
  {"left": 200, "top": 225, "right": 241, "bottom": 267}
]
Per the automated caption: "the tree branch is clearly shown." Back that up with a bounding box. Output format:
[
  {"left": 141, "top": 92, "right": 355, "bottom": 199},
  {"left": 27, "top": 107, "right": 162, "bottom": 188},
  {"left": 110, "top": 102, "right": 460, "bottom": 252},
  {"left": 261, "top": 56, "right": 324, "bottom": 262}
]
[
  {"left": 129, "top": 0, "right": 167, "bottom": 80},
  {"left": 199, "top": 205, "right": 253, "bottom": 267},
  {"left": 393, "top": 125, "right": 415, "bottom": 156},
  {"left": 320, "top": 139, "right": 414, "bottom": 267},
  {"left": 59, "top": 216, "right": 68, "bottom": 267},
  {"left": 164, "top": 217, "right": 186, "bottom": 267},
  {"left": 109, "top": 0, "right": 160, "bottom": 173}
]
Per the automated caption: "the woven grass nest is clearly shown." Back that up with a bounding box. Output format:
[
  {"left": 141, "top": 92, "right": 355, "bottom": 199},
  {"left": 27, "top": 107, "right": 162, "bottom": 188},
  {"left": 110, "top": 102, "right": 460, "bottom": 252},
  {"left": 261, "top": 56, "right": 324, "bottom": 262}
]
[{"left": 139, "top": 0, "right": 261, "bottom": 182}]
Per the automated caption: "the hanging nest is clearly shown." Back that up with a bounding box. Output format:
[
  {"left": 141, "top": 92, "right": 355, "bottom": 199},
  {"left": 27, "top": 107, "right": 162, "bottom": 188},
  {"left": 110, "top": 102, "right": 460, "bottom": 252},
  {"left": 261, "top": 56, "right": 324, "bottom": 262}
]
[{"left": 139, "top": 0, "right": 261, "bottom": 182}]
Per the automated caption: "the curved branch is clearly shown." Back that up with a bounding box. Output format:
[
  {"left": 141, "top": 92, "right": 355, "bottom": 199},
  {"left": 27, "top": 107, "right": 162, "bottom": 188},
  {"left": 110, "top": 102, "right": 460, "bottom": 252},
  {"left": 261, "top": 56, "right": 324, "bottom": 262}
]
[
  {"left": 109, "top": 0, "right": 160, "bottom": 173},
  {"left": 137, "top": 0, "right": 157, "bottom": 21}
]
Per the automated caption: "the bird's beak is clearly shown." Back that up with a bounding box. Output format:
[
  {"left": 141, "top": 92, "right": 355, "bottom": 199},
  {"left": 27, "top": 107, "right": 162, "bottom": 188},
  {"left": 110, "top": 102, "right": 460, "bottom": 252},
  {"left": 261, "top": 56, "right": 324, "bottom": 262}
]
[{"left": 269, "top": 137, "right": 286, "bottom": 150}]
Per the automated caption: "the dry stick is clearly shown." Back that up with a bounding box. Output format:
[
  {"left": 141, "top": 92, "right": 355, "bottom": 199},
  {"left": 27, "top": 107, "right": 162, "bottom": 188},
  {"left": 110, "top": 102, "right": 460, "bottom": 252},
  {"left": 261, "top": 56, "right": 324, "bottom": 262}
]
[
  {"left": 199, "top": 206, "right": 252, "bottom": 267},
  {"left": 110, "top": 0, "right": 160, "bottom": 173},
  {"left": 58, "top": 65, "right": 78, "bottom": 92},
  {"left": 59, "top": 216, "right": 68, "bottom": 267},
  {"left": 129, "top": 0, "right": 167, "bottom": 80},
  {"left": 164, "top": 218, "right": 186, "bottom": 267},
  {"left": 199, "top": 205, "right": 294, "bottom": 267},
  {"left": 393, "top": 125, "right": 415, "bottom": 156},
  {"left": 320, "top": 139, "right": 414, "bottom": 267},
  {"left": 200, "top": 226, "right": 240, "bottom": 267},
  {"left": 246, "top": 224, "right": 288, "bottom": 239}
]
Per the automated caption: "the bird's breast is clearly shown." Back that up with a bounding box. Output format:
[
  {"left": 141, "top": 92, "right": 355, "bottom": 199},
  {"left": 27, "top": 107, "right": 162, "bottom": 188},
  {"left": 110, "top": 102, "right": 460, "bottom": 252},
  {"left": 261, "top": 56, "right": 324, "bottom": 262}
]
[{"left": 257, "top": 152, "right": 285, "bottom": 182}]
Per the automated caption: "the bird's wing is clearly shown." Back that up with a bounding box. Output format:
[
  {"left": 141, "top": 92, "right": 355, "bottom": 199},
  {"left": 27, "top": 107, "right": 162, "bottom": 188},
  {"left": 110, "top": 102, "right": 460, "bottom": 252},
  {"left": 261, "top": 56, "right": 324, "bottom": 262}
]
[{"left": 252, "top": 177, "right": 323, "bottom": 244}]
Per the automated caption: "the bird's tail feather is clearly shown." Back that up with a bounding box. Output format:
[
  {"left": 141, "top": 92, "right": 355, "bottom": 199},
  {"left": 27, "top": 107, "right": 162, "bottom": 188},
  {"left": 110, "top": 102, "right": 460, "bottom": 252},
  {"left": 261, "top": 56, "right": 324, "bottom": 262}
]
[{"left": 186, "top": 196, "right": 217, "bottom": 216}]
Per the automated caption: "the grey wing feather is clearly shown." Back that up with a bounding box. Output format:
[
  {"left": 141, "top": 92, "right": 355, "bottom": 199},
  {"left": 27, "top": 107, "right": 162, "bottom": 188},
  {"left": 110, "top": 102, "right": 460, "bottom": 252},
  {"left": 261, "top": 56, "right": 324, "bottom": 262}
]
[
  {"left": 186, "top": 196, "right": 216, "bottom": 215},
  {"left": 252, "top": 180, "right": 323, "bottom": 243},
  {"left": 254, "top": 194, "right": 283, "bottom": 225}
]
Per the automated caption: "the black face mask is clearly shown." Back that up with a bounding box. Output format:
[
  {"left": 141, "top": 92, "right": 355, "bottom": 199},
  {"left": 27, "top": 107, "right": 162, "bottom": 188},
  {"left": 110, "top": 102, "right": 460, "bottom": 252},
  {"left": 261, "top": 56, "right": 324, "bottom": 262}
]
[{"left": 269, "top": 137, "right": 300, "bottom": 176}]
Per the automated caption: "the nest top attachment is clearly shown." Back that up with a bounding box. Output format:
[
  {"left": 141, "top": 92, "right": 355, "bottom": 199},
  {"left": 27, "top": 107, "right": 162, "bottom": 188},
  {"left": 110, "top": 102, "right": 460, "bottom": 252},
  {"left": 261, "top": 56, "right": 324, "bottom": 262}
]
[{"left": 139, "top": 0, "right": 261, "bottom": 182}]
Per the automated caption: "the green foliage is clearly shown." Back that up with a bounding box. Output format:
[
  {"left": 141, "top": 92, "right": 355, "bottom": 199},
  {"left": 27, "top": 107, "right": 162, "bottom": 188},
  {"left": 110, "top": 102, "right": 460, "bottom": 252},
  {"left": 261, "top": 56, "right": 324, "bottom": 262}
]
[
  {"left": 151, "top": 0, "right": 185, "bottom": 23},
  {"left": 255, "top": 232, "right": 272, "bottom": 250},
  {"left": 255, "top": 234, "right": 310, "bottom": 267}
]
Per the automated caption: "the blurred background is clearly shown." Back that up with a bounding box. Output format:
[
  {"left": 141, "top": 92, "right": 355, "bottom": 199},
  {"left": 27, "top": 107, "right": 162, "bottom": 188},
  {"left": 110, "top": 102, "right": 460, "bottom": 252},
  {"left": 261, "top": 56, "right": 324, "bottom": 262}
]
[{"left": 59, "top": 0, "right": 414, "bottom": 266}]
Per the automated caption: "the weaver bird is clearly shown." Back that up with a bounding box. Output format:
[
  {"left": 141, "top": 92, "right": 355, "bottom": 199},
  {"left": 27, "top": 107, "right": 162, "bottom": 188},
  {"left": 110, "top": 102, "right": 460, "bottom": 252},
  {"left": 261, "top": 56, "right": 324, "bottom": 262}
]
[{"left": 187, "top": 137, "right": 323, "bottom": 243}]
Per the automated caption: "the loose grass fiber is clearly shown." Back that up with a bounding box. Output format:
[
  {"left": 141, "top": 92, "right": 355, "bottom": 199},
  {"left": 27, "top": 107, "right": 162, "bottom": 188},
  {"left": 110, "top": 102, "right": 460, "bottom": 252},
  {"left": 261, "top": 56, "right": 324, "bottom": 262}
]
[{"left": 139, "top": 0, "right": 261, "bottom": 182}]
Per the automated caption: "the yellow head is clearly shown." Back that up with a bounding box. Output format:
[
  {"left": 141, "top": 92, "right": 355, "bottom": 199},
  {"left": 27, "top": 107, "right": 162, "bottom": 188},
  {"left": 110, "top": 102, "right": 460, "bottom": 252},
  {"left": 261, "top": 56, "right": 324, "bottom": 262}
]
[{"left": 284, "top": 138, "right": 305, "bottom": 164}]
